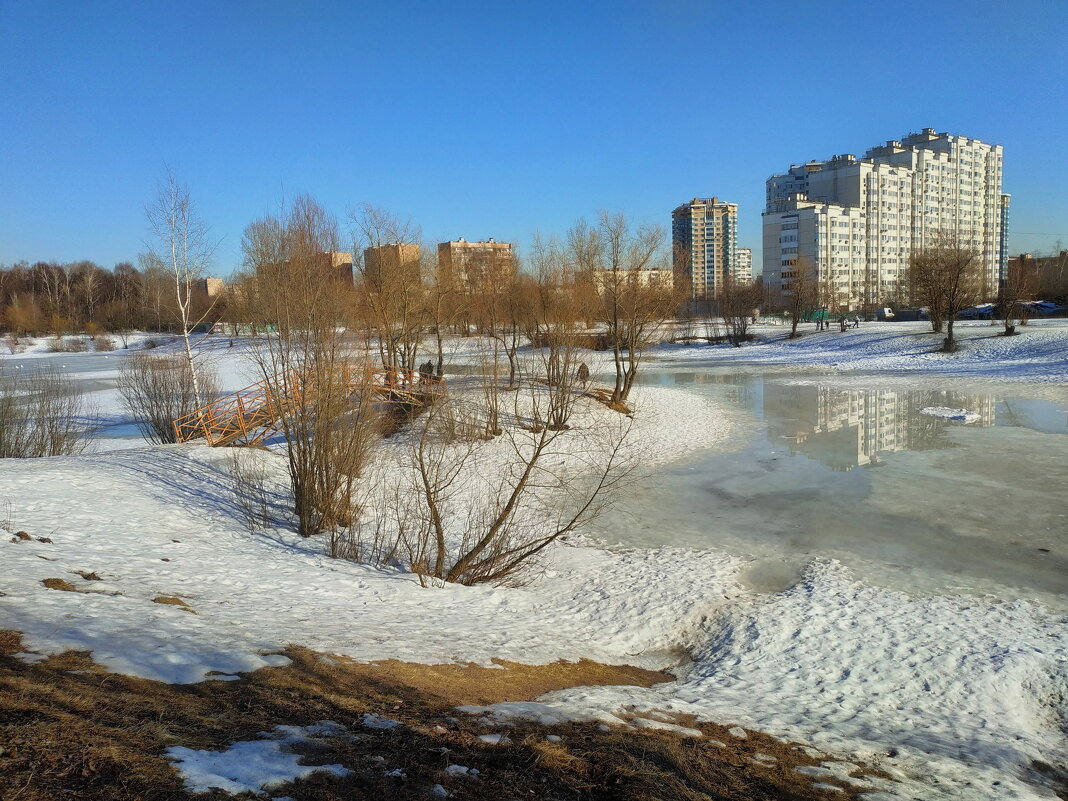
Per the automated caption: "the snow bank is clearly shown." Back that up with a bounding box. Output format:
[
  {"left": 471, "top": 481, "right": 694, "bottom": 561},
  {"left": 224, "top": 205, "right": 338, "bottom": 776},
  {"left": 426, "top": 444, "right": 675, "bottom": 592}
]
[
  {"left": 0, "top": 441, "right": 744, "bottom": 683},
  {"left": 653, "top": 320, "right": 1068, "bottom": 383},
  {"left": 465, "top": 560, "right": 1068, "bottom": 801}
]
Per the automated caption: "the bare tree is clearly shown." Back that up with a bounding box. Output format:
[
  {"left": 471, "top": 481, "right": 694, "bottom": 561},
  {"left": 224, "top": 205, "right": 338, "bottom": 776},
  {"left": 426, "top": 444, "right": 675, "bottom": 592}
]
[
  {"left": 909, "top": 233, "right": 985, "bottom": 351},
  {"left": 144, "top": 171, "right": 219, "bottom": 406},
  {"left": 1000, "top": 255, "right": 1038, "bottom": 336},
  {"left": 351, "top": 204, "right": 426, "bottom": 373},
  {"left": 720, "top": 272, "right": 762, "bottom": 346},
  {"left": 118, "top": 352, "right": 219, "bottom": 444},
  {"left": 570, "top": 213, "right": 670, "bottom": 404},
  {"left": 243, "top": 195, "right": 380, "bottom": 537},
  {"left": 781, "top": 255, "right": 818, "bottom": 338}
]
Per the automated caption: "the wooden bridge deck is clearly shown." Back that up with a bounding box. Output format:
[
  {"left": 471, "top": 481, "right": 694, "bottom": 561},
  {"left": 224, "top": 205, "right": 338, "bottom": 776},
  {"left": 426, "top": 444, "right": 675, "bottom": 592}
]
[{"left": 173, "top": 362, "right": 445, "bottom": 446}]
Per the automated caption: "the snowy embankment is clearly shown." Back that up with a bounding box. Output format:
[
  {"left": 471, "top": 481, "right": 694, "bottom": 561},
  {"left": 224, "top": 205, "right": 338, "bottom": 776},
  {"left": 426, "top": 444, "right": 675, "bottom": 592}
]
[
  {"left": 0, "top": 383, "right": 742, "bottom": 680},
  {"left": 1, "top": 328, "right": 1067, "bottom": 800},
  {"left": 657, "top": 319, "right": 1068, "bottom": 382}
]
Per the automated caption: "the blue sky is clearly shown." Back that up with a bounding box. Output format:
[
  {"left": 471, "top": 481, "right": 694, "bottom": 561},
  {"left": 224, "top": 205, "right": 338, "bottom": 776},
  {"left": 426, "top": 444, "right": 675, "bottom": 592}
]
[{"left": 1, "top": 0, "right": 1066, "bottom": 275}]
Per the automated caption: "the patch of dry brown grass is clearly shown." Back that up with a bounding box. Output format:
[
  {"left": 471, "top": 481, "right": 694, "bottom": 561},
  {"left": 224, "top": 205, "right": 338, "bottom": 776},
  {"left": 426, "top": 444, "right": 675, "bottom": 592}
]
[
  {"left": 40, "top": 577, "right": 84, "bottom": 592},
  {"left": 0, "top": 630, "right": 884, "bottom": 800},
  {"left": 152, "top": 596, "right": 196, "bottom": 613}
]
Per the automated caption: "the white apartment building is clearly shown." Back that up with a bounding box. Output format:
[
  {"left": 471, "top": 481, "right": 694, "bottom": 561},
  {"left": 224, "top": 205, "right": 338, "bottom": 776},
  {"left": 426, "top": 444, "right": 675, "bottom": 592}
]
[
  {"left": 734, "top": 247, "right": 753, "bottom": 284},
  {"left": 763, "top": 129, "right": 1005, "bottom": 310},
  {"left": 672, "top": 197, "right": 738, "bottom": 301}
]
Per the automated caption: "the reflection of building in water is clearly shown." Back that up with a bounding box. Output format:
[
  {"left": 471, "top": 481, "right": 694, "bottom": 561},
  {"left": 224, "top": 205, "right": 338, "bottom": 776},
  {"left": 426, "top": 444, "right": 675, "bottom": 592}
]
[{"left": 765, "top": 384, "right": 994, "bottom": 470}]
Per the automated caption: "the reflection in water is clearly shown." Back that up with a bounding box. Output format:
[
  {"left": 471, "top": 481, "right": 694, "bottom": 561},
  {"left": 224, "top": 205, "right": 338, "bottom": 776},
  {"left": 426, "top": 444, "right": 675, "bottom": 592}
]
[
  {"left": 764, "top": 385, "right": 996, "bottom": 471},
  {"left": 602, "top": 370, "right": 1068, "bottom": 604}
]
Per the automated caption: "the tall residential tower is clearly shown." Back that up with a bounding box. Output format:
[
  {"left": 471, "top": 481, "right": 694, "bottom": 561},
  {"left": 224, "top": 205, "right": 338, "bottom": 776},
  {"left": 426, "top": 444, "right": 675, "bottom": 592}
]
[{"left": 672, "top": 197, "right": 738, "bottom": 302}]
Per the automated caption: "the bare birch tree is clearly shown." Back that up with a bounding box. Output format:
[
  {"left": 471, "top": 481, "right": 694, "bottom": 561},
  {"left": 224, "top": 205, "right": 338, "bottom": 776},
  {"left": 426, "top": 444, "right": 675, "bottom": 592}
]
[{"left": 144, "top": 170, "right": 219, "bottom": 406}]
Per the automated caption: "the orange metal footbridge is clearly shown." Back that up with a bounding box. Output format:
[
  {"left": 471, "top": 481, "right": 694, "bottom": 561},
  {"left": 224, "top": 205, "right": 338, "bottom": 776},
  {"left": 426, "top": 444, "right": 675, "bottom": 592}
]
[{"left": 172, "top": 363, "right": 444, "bottom": 447}]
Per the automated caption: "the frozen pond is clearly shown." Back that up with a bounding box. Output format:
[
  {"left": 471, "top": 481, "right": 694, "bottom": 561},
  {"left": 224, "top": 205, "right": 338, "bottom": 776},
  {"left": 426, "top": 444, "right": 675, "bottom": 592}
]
[{"left": 596, "top": 369, "right": 1068, "bottom": 609}]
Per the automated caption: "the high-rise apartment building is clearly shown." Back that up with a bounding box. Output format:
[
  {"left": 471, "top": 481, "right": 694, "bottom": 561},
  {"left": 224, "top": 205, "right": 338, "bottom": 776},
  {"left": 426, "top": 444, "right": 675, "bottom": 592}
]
[
  {"left": 437, "top": 238, "right": 515, "bottom": 291},
  {"left": 672, "top": 197, "right": 738, "bottom": 301},
  {"left": 763, "top": 129, "right": 1005, "bottom": 310}
]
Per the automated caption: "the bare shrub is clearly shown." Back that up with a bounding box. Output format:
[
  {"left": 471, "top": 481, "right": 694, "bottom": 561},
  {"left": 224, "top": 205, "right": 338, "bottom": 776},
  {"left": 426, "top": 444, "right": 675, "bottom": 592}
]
[
  {"left": 48, "top": 336, "right": 89, "bottom": 353},
  {"left": 360, "top": 381, "right": 637, "bottom": 587},
  {"left": 142, "top": 338, "right": 161, "bottom": 350},
  {"left": 244, "top": 195, "right": 381, "bottom": 537},
  {"left": 0, "top": 497, "right": 12, "bottom": 532},
  {"left": 117, "top": 352, "right": 219, "bottom": 444},
  {"left": 227, "top": 450, "right": 272, "bottom": 533},
  {"left": 427, "top": 396, "right": 485, "bottom": 443},
  {"left": 94, "top": 334, "right": 116, "bottom": 352},
  {"left": 0, "top": 367, "right": 88, "bottom": 458},
  {"left": 0, "top": 336, "right": 23, "bottom": 355}
]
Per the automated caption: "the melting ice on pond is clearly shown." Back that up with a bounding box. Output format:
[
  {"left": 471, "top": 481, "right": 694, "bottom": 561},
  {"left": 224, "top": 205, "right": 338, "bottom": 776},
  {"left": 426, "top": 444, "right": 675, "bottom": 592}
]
[{"left": 603, "top": 372, "right": 1068, "bottom": 607}]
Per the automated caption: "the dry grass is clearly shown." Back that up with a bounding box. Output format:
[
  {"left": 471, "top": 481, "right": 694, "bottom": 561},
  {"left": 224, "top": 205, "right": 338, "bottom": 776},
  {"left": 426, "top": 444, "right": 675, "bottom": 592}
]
[
  {"left": 40, "top": 577, "right": 84, "bottom": 593},
  {"left": 0, "top": 630, "right": 885, "bottom": 800},
  {"left": 152, "top": 596, "right": 196, "bottom": 613}
]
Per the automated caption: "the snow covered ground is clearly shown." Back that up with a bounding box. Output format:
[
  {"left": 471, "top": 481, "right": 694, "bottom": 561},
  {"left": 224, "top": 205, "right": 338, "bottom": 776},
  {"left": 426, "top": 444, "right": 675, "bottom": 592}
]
[
  {"left": 656, "top": 318, "right": 1068, "bottom": 382},
  {"left": 1, "top": 324, "right": 1067, "bottom": 800}
]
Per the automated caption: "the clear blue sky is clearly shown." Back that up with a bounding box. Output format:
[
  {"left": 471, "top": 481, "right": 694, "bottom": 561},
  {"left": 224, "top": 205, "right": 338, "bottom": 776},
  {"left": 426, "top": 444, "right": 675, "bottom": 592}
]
[{"left": 2, "top": 0, "right": 1066, "bottom": 276}]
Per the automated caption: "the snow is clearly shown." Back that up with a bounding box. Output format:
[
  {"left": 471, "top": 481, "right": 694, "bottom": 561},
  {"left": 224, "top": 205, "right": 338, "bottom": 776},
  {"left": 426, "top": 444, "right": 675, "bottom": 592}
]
[
  {"left": 0, "top": 441, "right": 745, "bottom": 683},
  {"left": 165, "top": 721, "right": 351, "bottom": 795},
  {"left": 361, "top": 713, "right": 402, "bottom": 730},
  {"left": 919, "top": 406, "right": 982, "bottom": 423},
  {"left": 462, "top": 560, "right": 1068, "bottom": 800},
  {"left": 654, "top": 319, "right": 1068, "bottom": 383},
  {"left": 2, "top": 325, "right": 1067, "bottom": 800},
  {"left": 444, "top": 764, "right": 477, "bottom": 776}
]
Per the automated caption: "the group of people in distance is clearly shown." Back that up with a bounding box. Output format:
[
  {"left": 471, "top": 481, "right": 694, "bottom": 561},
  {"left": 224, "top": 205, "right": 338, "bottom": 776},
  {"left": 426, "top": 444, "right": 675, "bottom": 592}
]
[{"left": 814, "top": 315, "right": 861, "bottom": 332}]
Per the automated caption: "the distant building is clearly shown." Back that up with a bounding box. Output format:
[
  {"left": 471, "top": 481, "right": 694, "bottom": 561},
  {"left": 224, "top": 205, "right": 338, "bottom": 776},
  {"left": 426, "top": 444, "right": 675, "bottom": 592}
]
[
  {"left": 763, "top": 129, "right": 1005, "bottom": 311},
  {"left": 671, "top": 197, "right": 739, "bottom": 302},
  {"left": 255, "top": 250, "right": 353, "bottom": 287},
  {"left": 590, "top": 268, "right": 674, "bottom": 295},
  {"left": 437, "top": 238, "right": 515, "bottom": 290},
  {"left": 363, "top": 243, "right": 421, "bottom": 287},
  {"left": 316, "top": 251, "right": 354, "bottom": 286},
  {"left": 1007, "top": 250, "right": 1068, "bottom": 301},
  {"left": 193, "top": 277, "right": 225, "bottom": 299},
  {"left": 734, "top": 248, "right": 753, "bottom": 285}
]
